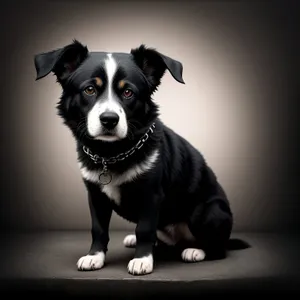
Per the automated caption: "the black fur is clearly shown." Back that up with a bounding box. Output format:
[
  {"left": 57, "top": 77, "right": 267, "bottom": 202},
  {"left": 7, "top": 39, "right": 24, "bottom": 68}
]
[{"left": 34, "top": 40, "right": 249, "bottom": 274}]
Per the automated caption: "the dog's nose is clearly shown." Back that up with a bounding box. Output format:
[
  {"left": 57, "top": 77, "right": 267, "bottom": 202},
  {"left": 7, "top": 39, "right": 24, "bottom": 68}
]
[{"left": 100, "top": 112, "right": 120, "bottom": 129}]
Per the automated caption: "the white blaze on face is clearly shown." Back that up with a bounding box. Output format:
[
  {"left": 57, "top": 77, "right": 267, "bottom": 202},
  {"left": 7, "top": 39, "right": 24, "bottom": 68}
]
[{"left": 87, "top": 53, "right": 128, "bottom": 141}]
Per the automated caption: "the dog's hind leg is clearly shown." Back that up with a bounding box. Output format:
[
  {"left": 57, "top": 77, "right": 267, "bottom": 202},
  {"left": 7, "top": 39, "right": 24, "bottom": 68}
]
[
  {"left": 186, "top": 198, "right": 233, "bottom": 261},
  {"left": 181, "top": 164, "right": 234, "bottom": 261},
  {"left": 123, "top": 234, "right": 137, "bottom": 248},
  {"left": 123, "top": 233, "right": 162, "bottom": 248}
]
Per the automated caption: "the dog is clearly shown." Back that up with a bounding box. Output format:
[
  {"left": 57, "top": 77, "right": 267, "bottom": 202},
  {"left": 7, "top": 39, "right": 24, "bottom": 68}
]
[{"left": 34, "top": 40, "right": 248, "bottom": 276}]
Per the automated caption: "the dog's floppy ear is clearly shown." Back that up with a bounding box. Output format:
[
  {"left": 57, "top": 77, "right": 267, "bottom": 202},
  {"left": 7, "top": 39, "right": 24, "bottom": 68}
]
[
  {"left": 131, "top": 44, "right": 185, "bottom": 92},
  {"left": 34, "top": 39, "right": 89, "bottom": 82}
]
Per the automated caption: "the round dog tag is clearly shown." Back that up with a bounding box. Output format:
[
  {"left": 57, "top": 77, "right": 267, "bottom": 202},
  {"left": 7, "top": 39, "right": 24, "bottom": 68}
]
[{"left": 99, "top": 172, "right": 112, "bottom": 185}]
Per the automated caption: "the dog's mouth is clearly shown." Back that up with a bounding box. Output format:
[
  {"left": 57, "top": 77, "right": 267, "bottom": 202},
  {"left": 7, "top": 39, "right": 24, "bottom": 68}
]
[
  {"left": 94, "top": 129, "right": 122, "bottom": 142},
  {"left": 80, "top": 128, "right": 118, "bottom": 142},
  {"left": 83, "top": 128, "right": 124, "bottom": 142},
  {"left": 102, "top": 130, "right": 114, "bottom": 136}
]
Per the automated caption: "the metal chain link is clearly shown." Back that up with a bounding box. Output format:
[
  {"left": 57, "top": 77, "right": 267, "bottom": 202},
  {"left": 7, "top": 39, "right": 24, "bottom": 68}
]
[{"left": 82, "top": 122, "right": 156, "bottom": 165}]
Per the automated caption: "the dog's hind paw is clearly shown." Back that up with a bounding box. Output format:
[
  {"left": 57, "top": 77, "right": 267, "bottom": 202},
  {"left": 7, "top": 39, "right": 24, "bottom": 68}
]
[
  {"left": 181, "top": 248, "right": 205, "bottom": 262},
  {"left": 77, "top": 251, "right": 105, "bottom": 271},
  {"left": 127, "top": 254, "right": 153, "bottom": 275},
  {"left": 123, "top": 234, "right": 137, "bottom": 248}
]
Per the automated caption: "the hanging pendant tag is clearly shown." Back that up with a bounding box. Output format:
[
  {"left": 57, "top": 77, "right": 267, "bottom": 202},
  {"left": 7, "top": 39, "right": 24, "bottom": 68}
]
[
  {"left": 99, "top": 159, "right": 112, "bottom": 185},
  {"left": 99, "top": 172, "right": 112, "bottom": 185}
]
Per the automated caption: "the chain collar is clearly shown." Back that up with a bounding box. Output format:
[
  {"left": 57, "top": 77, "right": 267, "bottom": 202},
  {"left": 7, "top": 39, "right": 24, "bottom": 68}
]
[{"left": 82, "top": 122, "right": 156, "bottom": 166}]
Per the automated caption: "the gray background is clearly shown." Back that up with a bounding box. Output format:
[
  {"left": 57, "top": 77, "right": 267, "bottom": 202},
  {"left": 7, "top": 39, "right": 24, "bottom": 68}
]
[{"left": 0, "top": 0, "right": 299, "bottom": 233}]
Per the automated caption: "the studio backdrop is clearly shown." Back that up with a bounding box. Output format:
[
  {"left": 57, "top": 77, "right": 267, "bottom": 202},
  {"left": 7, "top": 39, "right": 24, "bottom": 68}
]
[{"left": 0, "top": 0, "right": 298, "bottom": 233}]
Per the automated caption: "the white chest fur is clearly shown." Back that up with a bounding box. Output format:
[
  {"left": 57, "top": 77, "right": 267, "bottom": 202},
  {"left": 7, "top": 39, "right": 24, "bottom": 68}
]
[{"left": 78, "top": 149, "right": 159, "bottom": 205}]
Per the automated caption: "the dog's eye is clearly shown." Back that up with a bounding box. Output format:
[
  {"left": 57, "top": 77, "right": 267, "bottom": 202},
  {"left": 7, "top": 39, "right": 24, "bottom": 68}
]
[
  {"left": 84, "top": 86, "right": 96, "bottom": 96},
  {"left": 123, "top": 89, "right": 133, "bottom": 99}
]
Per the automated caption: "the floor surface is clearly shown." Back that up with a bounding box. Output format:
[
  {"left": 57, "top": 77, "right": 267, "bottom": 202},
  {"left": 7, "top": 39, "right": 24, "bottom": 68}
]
[{"left": 0, "top": 231, "right": 299, "bottom": 298}]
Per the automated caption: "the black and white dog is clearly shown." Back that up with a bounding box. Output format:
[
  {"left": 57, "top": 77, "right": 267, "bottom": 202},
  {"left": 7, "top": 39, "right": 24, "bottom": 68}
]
[{"left": 34, "top": 40, "right": 247, "bottom": 276}]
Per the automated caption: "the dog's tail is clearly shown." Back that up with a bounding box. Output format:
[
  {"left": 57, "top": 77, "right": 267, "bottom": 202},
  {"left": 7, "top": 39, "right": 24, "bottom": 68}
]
[{"left": 227, "top": 238, "right": 251, "bottom": 250}]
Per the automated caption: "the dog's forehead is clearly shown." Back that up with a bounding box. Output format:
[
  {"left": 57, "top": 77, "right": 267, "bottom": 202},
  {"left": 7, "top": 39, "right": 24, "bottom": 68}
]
[
  {"left": 71, "top": 52, "right": 141, "bottom": 85},
  {"left": 86, "top": 52, "right": 135, "bottom": 69}
]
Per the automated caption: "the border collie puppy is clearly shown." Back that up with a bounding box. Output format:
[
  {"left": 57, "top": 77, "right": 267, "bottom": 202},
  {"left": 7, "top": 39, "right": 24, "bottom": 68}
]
[{"left": 34, "top": 40, "right": 244, "bottom": 276}]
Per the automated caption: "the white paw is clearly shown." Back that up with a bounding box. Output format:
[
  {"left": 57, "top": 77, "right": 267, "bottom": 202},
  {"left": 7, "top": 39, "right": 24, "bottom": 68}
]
[
  {"left": 123, "top": 234, "right": 136, "bottom": 248},
  {"left": 127, "top": 254, "right": 153, "bottom": 275},
  {"left": 77, "top": 251, "right": 105, "bottom": 271},
  {"left": 181, "top": 248, "right": 206, "bottom": 262}
]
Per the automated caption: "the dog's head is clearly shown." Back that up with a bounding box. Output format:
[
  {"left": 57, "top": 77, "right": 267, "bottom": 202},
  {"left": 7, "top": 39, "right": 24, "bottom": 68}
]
[{"left": 34, "top": 40, "right": 184, "bottom": 143}]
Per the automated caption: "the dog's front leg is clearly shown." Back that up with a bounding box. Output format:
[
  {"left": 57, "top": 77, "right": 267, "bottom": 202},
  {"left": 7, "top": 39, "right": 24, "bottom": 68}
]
[
  {"left": 77, "top": 180, "right": 112, "bottom": 271},
  {"left": 127, "top": 191, "right": 161, "bottom": 275}
]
